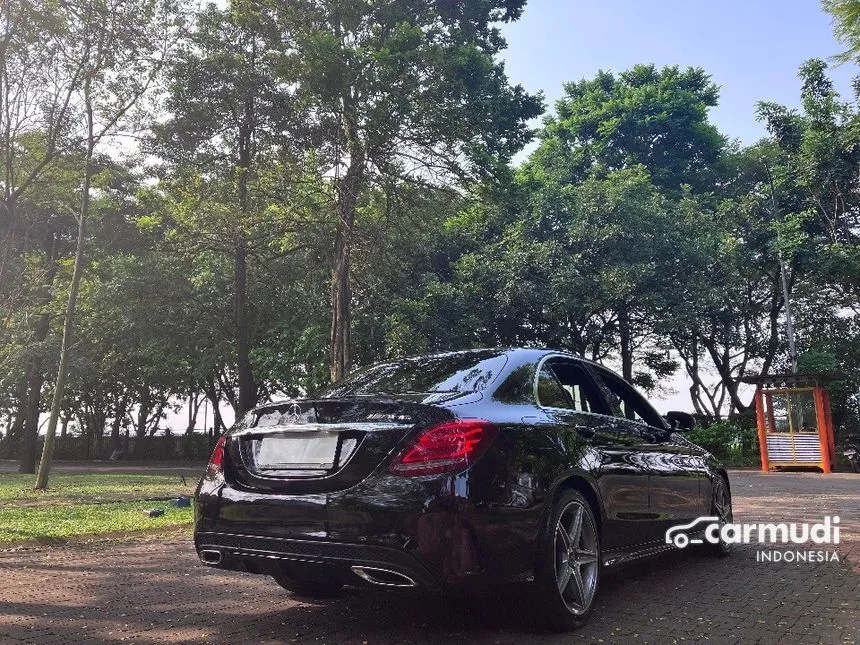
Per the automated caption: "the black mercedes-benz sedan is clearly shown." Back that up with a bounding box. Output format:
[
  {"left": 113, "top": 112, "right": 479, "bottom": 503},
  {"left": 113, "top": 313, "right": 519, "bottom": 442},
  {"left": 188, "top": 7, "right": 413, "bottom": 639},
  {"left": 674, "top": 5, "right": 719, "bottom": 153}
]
[{"left": 194, "top": 348, "right": 732, "bottom": 630}]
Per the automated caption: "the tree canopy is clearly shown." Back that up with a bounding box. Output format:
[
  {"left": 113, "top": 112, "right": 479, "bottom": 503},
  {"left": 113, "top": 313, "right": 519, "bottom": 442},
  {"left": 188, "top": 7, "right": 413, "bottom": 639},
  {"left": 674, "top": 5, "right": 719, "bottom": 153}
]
[{"left": 0, "top": 1, "right": 859, "bottom": 481}]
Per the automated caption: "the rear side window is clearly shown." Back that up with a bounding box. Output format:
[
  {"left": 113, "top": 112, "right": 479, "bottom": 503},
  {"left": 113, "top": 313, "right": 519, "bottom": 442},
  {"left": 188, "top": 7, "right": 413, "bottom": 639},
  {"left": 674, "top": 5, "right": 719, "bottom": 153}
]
[
  {"left": 536, "top": 364, "right": 574, "bottom": 409},
  {"left": 319, "top": 351, "right": 508, "bottom": 397}
]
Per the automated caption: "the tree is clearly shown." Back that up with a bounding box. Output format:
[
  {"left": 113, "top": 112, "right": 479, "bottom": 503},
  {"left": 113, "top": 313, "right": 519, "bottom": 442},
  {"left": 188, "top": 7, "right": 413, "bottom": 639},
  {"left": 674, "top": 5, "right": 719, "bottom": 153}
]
[
  {"left": 756, "top": 58, "right": 860, "bottom": 427},
  {"left": 508, "top": 65, "right": 725, "bottom": 389},
  {"left": 152, "top": 2, "right": 323, "bottom": 415},
  {"left": 0, "top": 138, "right": 86, "bottom": 468},
  {"left": 526, "top": 64, "right": 724, "bottom": 195},
  {"left": 377, "top": 167, "right": 680, "bottom": 397},
  {"left": 758, "top": 59, "right": 860, "bottom": 295},
  {"left": 35, "top": 0, "right": 187, "bottom": 487},
  {"left": 272, "top": 0, "right": 542, "bottom": 380},
  {"left": 348, "top": 185, "right": 466, "bottom": 362},
  {"left": 1, "top": 0, "right": 84, "bottom": 303},
  {"left": 822, "top": 0, "right": 860, "bottom": 63},
  {"left": 1, "top": 0, "right": 93, "bottom": 471},
  {"left": 62, "top": 170, "right": 193, "bottom": 454}
]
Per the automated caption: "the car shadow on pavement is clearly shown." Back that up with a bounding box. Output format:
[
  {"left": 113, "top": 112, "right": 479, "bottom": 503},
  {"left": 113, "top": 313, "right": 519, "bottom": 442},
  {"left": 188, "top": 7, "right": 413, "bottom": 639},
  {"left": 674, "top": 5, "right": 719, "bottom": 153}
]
[{"left": 187, "top": 545, "right": 860, "bottom": 644}]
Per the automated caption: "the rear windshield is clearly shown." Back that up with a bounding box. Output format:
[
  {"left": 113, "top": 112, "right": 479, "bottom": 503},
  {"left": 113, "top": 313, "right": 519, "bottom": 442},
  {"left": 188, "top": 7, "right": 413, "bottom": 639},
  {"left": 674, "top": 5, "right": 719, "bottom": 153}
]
[{"left": 319, "top": 350, "right": 508, "bottom": 397}]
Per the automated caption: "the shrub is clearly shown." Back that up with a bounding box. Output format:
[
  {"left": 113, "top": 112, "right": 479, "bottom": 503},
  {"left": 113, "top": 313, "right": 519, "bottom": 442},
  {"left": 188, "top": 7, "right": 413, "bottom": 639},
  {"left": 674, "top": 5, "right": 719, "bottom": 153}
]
[{"left": 687, "top": 420, "right": 760, "bottom": 466}]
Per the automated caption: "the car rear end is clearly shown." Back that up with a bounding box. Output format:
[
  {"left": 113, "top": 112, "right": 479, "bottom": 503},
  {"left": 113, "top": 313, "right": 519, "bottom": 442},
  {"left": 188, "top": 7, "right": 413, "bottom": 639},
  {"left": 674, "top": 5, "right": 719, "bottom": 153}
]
[{"left": 194, "top": 351, "right": 517, "bottom": 591}]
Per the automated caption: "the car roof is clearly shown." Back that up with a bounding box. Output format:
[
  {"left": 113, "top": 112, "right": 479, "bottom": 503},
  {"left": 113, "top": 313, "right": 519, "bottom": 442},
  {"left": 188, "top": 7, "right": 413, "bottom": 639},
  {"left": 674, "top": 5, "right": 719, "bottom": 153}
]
[{"left": 251, "top": 346, "right": 619, "bottom": 414}]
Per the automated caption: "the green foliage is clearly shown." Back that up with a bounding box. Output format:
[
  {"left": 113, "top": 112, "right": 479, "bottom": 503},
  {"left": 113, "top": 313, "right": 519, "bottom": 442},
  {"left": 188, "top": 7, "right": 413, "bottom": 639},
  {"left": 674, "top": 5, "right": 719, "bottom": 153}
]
[
  {"left": 822, "top": 0, "right": 860, "bottom": 63},
  {"left": 527, "top": 64, "right": 724, "bottom": 193},
  {"left": 3, "top": 3, "right": 860, "bottom": 456},
  {"left": 797, "top": 349, "right": 839, "bottom": 373},
  {"left": 756, "top": 58, "right": 860, "bottom": 430},
  {"left": 794, "top": 313, "right": 860, "bottom": 436},
  {"left": 687, "top": 420, "right": 760, "bottom": 466},
  {"left": 276, "top": 0, "right": 543, "bottom": 181}
]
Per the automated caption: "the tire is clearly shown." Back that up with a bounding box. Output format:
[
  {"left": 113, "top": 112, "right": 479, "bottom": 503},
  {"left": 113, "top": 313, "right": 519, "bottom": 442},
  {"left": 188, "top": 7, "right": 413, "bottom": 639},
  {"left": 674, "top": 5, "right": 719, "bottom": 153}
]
[
  {"left": 706, "top": 474, "right": 732, "bottom": 557},
  {"left": 272, "top": 573, "right": 344, "bottom": 598},
  {"left": 534, "top": 489, "right": 601, "bottom": 631}
]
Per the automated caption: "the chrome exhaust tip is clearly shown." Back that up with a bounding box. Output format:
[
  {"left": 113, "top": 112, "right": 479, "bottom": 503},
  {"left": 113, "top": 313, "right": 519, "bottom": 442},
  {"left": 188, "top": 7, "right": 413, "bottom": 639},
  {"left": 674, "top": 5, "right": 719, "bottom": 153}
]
[
  {"left": 199, "top": 549, "right": 223, "bottom": 565},
  {"left": 351, "top": 566, "right": 416, "bottom": 588}
]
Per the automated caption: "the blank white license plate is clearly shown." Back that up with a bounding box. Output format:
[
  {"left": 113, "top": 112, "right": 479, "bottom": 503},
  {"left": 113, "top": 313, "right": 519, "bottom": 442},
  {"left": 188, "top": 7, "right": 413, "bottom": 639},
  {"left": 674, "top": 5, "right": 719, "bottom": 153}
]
[{"left": 257, "top": 434, "right": 339, "bottom": 468}]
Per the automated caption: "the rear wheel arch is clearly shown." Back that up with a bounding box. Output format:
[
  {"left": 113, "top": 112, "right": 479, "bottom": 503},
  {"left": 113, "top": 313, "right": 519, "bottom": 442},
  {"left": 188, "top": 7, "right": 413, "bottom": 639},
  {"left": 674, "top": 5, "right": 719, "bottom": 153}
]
[
  {"left": 546, "top": 474, "right": 605, "bottom": 540},
  {"left": 715, "top": 468, "right": 730, "bottom": 491},
  {"left": 712, "top": 468, "right": 731, "bottom": 502}
]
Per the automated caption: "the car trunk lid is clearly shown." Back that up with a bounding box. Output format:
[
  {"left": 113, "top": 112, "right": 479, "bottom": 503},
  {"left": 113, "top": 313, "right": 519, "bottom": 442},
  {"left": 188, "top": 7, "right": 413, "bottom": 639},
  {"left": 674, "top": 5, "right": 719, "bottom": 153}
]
[{"left": 224, "top": 397, "right": 455, "bottom": 494}]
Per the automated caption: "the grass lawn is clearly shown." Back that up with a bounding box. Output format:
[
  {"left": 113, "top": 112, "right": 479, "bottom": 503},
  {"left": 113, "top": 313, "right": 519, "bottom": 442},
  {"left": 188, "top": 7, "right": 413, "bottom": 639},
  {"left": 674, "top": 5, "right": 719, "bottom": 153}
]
[
  {"left": 0, "top": 472, "right": 198, "bottom": 544},
  {"left": 0, "top": 500, "right": 194, "bottom": 543},
  {"left": 0, "top": 473, "right": 197, "bottom": 507}
]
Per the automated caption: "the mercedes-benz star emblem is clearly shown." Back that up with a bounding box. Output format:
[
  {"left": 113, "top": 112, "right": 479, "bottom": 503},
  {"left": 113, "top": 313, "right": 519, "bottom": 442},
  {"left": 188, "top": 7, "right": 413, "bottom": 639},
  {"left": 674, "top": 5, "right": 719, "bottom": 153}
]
[{"left": 285, "top": 403, "right": 302, "bottom": 423}]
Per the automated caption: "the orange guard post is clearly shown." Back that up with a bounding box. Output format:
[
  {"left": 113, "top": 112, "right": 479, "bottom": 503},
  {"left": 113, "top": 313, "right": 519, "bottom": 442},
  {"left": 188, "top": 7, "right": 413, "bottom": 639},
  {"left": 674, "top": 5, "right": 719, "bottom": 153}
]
[{"left": 742, "top": 373, "right": 840, "bottom": 474}]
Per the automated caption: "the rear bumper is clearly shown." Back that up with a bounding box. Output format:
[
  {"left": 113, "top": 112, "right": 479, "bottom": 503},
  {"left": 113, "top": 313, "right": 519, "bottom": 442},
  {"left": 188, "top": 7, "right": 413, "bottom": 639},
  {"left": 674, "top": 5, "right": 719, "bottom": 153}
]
[
  {"left": 194, "top": 462, "right": 544, "bottom": 588},
  {"left": 195, "top": 531, "right": 440, "bottom": 588}
]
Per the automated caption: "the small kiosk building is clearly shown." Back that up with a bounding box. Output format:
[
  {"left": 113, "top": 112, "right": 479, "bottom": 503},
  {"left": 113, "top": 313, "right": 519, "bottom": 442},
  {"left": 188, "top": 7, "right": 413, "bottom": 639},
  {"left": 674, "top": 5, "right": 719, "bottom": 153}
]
[{"left": 741, "top": 373, "right": 838, "bottom": 473}]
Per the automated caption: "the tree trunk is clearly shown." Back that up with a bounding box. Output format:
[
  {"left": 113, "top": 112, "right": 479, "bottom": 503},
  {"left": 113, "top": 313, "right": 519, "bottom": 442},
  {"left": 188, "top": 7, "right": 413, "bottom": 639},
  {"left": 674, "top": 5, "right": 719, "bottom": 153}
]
[
  {"left": 185, "top": 391, "right": 201, "bottom": 435},
  {"left": 329, "top": 96, "right": 365, "bottom": 382},
  {"left": 2, "top": 378, "right": 27, "bottom": 458},
  {"left": 213, "top": 403, "right": 226, "bottom": 433},
  {"left": 702, "top": 340, "right": 749, "bottom": 417},
  {"left": 234, "top": 230, "right": 255, "bottom": 414},
  {"left": 0, "top": 192, "right": 20, "bottom": 326},
  {"left": 148, "top": 402, "right": 165, "bottom": 436},
  {"left": 204, "top": 380, "right": 226, "bottom": 433},
  {"left": 135, "top": 395, "right": 151, "bottom": 438},
  {"left": 93, "top": 410, "right": 106, "bottom": 458},
  {"left": 35, "top": 92, "right": 94, "bottom": 488},
  {"left": 618, "top": 306, "right": 633, "bottom": 383},
  {"left": 234, "top": 84, "right": 256, "bottom": 414},
  {"left": 111, "top": 396, "right": 128, "bottom": 452},
  {"left": 18, "top": 231, "right": 58, "bottom": 473},
  {"left": 329, "top": 219, "right": 353, "bottom": 382},
  {"left": 18, "top": 366, "right": 43, "bottom": 473}
]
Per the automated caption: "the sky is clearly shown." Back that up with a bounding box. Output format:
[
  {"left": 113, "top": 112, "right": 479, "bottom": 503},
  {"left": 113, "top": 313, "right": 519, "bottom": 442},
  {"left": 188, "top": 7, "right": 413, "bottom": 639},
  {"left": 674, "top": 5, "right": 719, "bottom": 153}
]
[
  {"left": 500, "top": 0, "right": 858, "bottom": 157},
  {"left": 162, "top": 0, "right": 860, "bottom": 429}
]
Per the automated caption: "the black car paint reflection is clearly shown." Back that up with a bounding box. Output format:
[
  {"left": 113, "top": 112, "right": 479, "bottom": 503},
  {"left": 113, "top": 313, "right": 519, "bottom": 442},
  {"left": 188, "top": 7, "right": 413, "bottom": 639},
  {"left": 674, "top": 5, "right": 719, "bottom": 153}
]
[{"left": 194, "top": 347, "right": 727, "bottom": 590}]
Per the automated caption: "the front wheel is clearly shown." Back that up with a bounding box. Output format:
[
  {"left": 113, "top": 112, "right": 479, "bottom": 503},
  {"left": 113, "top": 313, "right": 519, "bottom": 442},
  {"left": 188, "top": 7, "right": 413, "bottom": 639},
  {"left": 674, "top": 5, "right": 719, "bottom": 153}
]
[
  {"left": 272, "top": 573, "right": 343, "bottom": 598},
  {"left": 535, "top": 490, "right": 601, "bottom": 631}
]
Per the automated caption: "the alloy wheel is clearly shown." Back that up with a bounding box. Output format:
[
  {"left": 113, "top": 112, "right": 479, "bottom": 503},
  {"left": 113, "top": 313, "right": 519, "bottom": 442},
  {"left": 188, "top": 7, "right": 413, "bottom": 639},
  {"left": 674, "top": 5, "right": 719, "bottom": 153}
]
[
  {"left": 714, "top": 476, "right": 732, "bottom": 526},
  {"left": 710, "top": 475, "right": 733, "bottom": 555},
  {"left": 553, "top": 500, "right": 599, "bottom": 615}
]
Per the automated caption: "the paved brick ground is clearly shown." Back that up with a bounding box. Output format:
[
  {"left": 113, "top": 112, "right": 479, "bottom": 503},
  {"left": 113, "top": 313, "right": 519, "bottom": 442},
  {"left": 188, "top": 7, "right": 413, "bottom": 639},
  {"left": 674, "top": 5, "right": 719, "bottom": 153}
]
[{"left": 0, "top": 471, "right": 857, "bottom": 644}]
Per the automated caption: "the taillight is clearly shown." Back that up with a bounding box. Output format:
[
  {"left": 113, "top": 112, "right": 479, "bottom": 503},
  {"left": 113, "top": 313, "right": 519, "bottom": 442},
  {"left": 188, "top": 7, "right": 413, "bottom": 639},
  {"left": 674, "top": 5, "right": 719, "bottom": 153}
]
[
  {"left": 205, "top": 435, "right": 228, "bottom": 479},
  {"left": 389, "top": 419, "right": 499, "bottom": 477}
]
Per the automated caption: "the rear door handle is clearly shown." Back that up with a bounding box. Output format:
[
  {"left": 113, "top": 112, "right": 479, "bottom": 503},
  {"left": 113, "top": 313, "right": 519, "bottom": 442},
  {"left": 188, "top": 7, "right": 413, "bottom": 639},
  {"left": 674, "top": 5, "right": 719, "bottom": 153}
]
[{"left": 574, "top": 425, "right": 596, "bottom": 438}]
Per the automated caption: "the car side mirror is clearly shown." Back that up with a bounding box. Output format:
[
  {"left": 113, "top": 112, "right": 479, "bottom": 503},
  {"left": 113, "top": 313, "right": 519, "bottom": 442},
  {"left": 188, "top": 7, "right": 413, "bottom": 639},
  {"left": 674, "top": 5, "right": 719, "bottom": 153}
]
[{"left": 665, "top": 411, "right": 696, "bottom": 432}]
